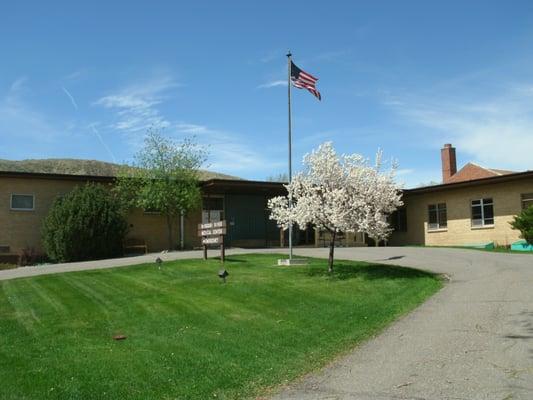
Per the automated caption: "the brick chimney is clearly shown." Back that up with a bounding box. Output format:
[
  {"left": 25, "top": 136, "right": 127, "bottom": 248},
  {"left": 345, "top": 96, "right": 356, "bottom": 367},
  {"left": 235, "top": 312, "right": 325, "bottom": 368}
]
[{"left": 441, "top": 144, "right": 457, "bottom": 183}]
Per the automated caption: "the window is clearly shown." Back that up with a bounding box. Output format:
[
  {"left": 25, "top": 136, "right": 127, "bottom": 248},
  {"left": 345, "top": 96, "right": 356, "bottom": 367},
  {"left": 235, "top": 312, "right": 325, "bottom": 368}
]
[
  {"left": 428, "top": 203, "right": 447, "bottom": 230},
  {"left": 471, "top": 198, "right": 494, "bottom": 227},
  {"left": 202, "top": 196, "right": 224, "bottom": 223},
  {"left": 522, "top": 193, "right": 533, "bottom": 210},
  {"left": 390, "top": 208, "right": 407, "bottom": 232},
  {"left": 10, "top": 194, "right": 34, "bottom": 211}
]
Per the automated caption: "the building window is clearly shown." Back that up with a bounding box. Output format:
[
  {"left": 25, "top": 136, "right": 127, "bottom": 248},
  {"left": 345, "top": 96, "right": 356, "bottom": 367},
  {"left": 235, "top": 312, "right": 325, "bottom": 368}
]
[
  {"left": 390, "top": 208, "right": 407, "bottom": 232},
  {"left": 10, "top": 194, "right": 35, "bottom": 211},
  {"left": 471, "top": 198, "right": 494, "bottom": 227},
  {"left": 202, "top": 196, "right": 224, "bottom": 223},
  {"left": 521, "top": 193, "right": 533, "bottom": 210},
  {"left": 428, "top": 203, "right": 447, "bottom": 230}
]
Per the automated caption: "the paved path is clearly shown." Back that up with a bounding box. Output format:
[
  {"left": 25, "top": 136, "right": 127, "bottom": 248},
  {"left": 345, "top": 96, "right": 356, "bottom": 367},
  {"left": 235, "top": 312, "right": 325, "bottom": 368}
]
[
  {"left": 0, "top": 248, "right": 261, "bottom": 281},
  {"left": 2, "top": 246, "right": 532, "bottom": 399},
  {"left": 272, "top": 247, "right": 533, "bottom": 400}
]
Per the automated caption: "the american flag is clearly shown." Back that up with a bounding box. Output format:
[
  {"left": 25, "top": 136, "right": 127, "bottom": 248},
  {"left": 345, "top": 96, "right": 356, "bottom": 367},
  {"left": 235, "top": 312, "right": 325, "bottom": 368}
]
[{"left": 290, "top": 61, "right": 321, "bottom": 100}]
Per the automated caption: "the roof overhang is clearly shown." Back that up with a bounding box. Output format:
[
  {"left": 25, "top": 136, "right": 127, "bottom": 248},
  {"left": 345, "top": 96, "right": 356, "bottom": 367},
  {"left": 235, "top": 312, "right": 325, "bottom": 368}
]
[
  {"left": 201, "top": 179, "right": 286, "bottom": 195},
  {"left": 404, "top": 170, "right": 533, "bottom": 195}
]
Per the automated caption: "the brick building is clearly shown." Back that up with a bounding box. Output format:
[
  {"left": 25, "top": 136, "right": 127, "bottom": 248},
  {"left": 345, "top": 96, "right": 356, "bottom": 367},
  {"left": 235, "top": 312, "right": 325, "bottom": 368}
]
[{"left": 389, "top": 144, "right": 533, "bottom": 247}]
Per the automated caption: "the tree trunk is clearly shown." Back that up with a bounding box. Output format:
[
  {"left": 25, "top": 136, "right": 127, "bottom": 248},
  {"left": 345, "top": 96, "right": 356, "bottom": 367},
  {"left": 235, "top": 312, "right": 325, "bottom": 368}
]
[
  {"left": 166, "top": 215, "right": 173, "bottom": 251},
  {"left": 328, "top": 231, "right": 336, "bottom": 273}
]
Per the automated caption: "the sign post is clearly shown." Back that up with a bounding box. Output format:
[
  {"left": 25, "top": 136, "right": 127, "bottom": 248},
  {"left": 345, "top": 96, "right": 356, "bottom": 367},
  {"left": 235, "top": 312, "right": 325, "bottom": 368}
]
[{"left": 198, "top": 220, "right": 227, "bottom": 262}]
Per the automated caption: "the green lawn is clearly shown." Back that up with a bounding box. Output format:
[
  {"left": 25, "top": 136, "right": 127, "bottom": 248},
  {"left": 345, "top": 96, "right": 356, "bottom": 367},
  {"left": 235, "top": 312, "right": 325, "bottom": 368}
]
[{"left": 0, "top": 254, "right": 442, "bottom": 400}]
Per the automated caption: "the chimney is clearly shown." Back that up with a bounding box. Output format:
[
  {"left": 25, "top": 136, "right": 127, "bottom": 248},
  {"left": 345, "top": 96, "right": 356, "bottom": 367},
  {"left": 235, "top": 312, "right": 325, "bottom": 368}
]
[{"left": 441, "top": 144, "right": 457, "bottom": 183}]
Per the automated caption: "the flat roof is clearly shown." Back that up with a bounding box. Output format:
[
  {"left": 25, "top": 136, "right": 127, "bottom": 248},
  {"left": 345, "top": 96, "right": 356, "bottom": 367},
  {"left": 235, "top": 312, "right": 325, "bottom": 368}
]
[{"left": 0, "top": 170, "right": 286, "bottom": 194}]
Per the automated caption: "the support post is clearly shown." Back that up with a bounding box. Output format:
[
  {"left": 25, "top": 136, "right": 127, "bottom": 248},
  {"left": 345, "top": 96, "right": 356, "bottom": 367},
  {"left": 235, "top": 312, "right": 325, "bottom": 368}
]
[
  {"left": 220, "top": 235, "right": 225, "bottom": 263},
  {"left": 180, "top": 210, "right": 185, "bottom": 250}
]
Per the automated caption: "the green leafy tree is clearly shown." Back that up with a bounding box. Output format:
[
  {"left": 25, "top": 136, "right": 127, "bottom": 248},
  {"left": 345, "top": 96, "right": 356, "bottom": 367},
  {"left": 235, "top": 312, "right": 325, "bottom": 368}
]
[
  {"left": 115, "top": 129, "right": 207, "bottom": 250},
  {"left": 510, "top": 205, "right": 533, "bottom": 244},
  {"left": 42, "top": 183, "right": 128, "bottom": 262}
]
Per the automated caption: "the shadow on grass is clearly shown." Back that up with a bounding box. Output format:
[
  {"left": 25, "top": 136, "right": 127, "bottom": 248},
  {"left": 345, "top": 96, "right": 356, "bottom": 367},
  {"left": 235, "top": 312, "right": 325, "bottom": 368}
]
[
  {"left": 220, "top": 258, "right": 247, "bottom": 263},
  {"left": 304, "top": 262, "right": 435, "bottom": 281}
]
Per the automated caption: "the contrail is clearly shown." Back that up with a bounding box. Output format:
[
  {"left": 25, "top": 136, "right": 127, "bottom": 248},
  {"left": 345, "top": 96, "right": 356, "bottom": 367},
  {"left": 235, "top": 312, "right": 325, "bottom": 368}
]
[
  {"left": 89, "top": 124, "right": 117, "bottom": 163},
  {"left": 61, "top": 86, "right": 79, "bottom": 110}
]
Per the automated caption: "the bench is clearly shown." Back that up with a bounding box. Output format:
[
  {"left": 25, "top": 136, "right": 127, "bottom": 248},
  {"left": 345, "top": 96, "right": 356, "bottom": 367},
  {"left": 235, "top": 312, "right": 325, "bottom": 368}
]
[
  {"left": 123, "top": 238, "right": 148, "bottom": 255},
  {"left": 0, "top": 245, "right": 19, "bottom": 265}
]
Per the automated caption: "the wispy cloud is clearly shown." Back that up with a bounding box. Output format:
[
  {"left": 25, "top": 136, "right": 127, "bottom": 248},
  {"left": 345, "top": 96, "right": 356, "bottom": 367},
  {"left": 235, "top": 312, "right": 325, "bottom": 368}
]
[
  {"left": 174, "top": 122, "right": 284, "bottom": 175},
  {"left": 94, "top": 74, "right": 178, "bottom": 136},
  {"left": 88, "top": 123, "right": 117, "bottom": 163},
  {"left": 257, "top": 80, "right": 287, "bottom": 89},
  {"left": 64, "top": 69, "right": 87, "bottom": 82},
  {"left": 0, "top": 77, "right": 62, "bottom": 146},
  {"left": 62, "top": 86, "right": 78, "bottom": 110},
  {"left": 385, "top": 84, "right": 533, "bottom": 171}
]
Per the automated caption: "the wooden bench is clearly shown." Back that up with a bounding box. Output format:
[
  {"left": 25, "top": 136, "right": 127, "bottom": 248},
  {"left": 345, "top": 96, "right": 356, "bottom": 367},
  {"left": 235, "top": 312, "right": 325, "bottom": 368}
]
[
  {"left": 123, "top": 238, "right": 148, "bottom": 255},
  {"left": 0, "top": 245, "right": 19, "bottom": 265}
]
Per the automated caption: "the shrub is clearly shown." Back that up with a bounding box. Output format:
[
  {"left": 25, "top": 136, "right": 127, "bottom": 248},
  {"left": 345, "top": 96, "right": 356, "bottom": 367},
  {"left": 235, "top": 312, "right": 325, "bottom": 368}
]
[
  {"left": 0, "top": 263, "right": 17, "bottom": 271},
  {"left": 510, "top": 205, "right": 533, "bottom": 245},
  {"left": 19, "top": 247, "right": 47, "bottom": 266},
  {"left": 42, "top": 183, "right": 128, "bottom": 262}
]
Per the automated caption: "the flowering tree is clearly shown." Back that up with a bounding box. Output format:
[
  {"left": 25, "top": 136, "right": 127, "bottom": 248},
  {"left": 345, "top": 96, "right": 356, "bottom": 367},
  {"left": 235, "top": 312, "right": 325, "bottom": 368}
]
[{"left": 268, "top": 142, "right": 402, "bottom": 272}]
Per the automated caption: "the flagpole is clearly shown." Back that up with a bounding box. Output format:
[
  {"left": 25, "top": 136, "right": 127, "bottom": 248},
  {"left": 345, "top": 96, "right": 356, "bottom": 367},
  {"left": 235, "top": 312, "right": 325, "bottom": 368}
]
[{"left": 287, "top": 51, "right": 293, "bottom": 260}]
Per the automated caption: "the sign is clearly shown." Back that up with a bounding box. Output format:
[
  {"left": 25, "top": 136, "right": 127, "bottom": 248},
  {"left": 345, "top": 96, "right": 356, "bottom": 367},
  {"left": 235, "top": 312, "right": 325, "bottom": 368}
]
[
  {"left": 198, "top": 220, "right": 228, "bottom": 262},
  {"left": 202, "top": 236, "right": 222, "bottom": 245},
  {"left": 198, "top": 227, "right": 227, "bottom": 237},
  {"left": 199, "top": 221, "right": 226, "bottom": 230}
]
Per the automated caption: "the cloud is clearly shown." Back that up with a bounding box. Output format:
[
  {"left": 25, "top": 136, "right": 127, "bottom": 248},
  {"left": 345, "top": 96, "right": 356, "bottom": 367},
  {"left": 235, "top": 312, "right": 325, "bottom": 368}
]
[
  {"left": 94, "top": 74, "right": 178, "bottom": 135},
  {"left": 0, "top": 77, "right": 62, "bottom": 145},
  {"left": 174, "top": 122, "right": 284, "bottom": 175},
  {"left": 385, "top": 84, "right": 533, "bottom": 171},
  {"left": 396, "top": 168, "right": 414, "bottom": 176},
  {"left": 88, "top": 123, "right": 117, "bottom": 163},
  {"left": 63, "top": 69, "right": 88, "bottom": 82},
  {"left": 62, "top": 86, "right": 79, "bottom": 110},
  {"left": 257, "top": 80, "right": 287, "bottom": 89}
]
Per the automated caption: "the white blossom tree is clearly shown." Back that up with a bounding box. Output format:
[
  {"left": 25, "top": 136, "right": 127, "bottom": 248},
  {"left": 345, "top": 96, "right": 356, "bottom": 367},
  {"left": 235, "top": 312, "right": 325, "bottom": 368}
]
[{"left": 268, "top": 142, "right": 402, "bottom": 272}]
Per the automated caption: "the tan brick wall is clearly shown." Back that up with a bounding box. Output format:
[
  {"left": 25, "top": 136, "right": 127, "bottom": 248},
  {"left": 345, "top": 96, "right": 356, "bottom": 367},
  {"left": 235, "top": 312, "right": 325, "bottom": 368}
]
[
  {"left": 0, "top": 176, "right": 202, "bottom": 255},
  {"left": 390, "top": 178, "right": 533, "bottom": 247}
]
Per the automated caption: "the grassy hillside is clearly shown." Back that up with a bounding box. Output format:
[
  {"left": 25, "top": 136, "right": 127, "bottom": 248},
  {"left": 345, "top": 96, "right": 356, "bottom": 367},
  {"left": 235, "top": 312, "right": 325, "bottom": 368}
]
[{"left": 0, "top": 158, "right": 241, "bottom": 181}]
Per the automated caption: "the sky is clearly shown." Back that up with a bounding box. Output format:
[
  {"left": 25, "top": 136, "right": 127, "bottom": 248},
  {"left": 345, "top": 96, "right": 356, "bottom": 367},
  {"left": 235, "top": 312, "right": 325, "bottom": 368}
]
[{"left": 1, "top": 1, "right": 533, "bottom": 188}]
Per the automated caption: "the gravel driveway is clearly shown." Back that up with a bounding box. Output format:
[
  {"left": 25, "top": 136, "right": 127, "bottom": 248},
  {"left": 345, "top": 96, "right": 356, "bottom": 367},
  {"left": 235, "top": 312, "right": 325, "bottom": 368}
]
[{"left": 272, "top": 247, "right": 533, "bottom": 400}]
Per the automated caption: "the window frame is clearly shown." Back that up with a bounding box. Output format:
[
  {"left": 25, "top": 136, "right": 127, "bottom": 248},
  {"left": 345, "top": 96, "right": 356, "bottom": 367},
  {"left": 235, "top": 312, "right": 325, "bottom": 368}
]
[
  {"left": 202, "top": 195, "right": 225, "bottom": 223},
  {"left": 521, "top": 193, "right": 533, "bottom": 210},
  {"left": 427, "top": 203, "right": 447, "bottom": 231},
  {"left": 10, "top": 193, "right": 35, "bottom": 211},
  {"left": 471, "top": 198, "right": 494, "bottom": 228}
]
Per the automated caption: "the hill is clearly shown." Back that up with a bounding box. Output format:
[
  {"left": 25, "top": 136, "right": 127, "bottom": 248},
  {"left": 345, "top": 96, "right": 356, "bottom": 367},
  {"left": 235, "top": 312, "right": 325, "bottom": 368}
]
[{"left": 0, "top": 159, "right": 241, "bottom": 181}]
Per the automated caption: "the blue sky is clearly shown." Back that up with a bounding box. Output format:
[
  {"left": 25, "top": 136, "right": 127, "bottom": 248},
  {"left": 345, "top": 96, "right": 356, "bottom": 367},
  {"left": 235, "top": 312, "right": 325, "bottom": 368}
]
[{"left": 1, "top": 1, "right": 533, "bottom": 187}]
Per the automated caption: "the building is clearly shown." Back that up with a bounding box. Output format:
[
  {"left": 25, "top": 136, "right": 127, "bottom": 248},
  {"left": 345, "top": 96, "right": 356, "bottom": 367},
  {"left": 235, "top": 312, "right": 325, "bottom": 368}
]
[
  {"left": 0, "top": 168, "right": 290, "bottom": 260},
  {"left": 2, "top": 144, "right": 531, "bottom": 262},
  {"left": 389, "top": 144, "right": 533, "bottom": 247}
]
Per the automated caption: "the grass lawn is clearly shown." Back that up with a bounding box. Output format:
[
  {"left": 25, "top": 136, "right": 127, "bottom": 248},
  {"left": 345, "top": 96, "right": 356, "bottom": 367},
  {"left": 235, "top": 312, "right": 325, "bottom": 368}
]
[{"left": 0, "top": 254, "right": 442, "bottom": 400}]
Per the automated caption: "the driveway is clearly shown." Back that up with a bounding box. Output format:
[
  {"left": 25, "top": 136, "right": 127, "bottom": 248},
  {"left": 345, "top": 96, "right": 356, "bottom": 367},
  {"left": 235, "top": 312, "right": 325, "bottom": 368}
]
[
  {"left": 272, "top": 247, "right": 533, "bottom": 400},
  {"left": 2, "top": 246, "right": 532, "bottom": 399}
]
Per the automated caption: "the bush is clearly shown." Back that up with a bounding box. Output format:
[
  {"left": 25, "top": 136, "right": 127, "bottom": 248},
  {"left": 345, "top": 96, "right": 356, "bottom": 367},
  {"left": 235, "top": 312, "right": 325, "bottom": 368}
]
[
  {"left": 42, "top": 183, "right": 128, "bottom": 262},
  {"left": 19, "top": 247, "right": 47, "bottom": 266},
  {"left": 0, "top": 263, "right": 17, "bottom": 271},
  {"left": 510, "top": 205, "right": 533, "bottom": 245}
]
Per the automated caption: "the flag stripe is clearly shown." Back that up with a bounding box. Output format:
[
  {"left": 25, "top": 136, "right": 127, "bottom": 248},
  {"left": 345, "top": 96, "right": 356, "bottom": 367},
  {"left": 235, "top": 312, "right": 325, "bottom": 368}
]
[{"left": 290, "top": 61, "right": 321, "bottom": 100}]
